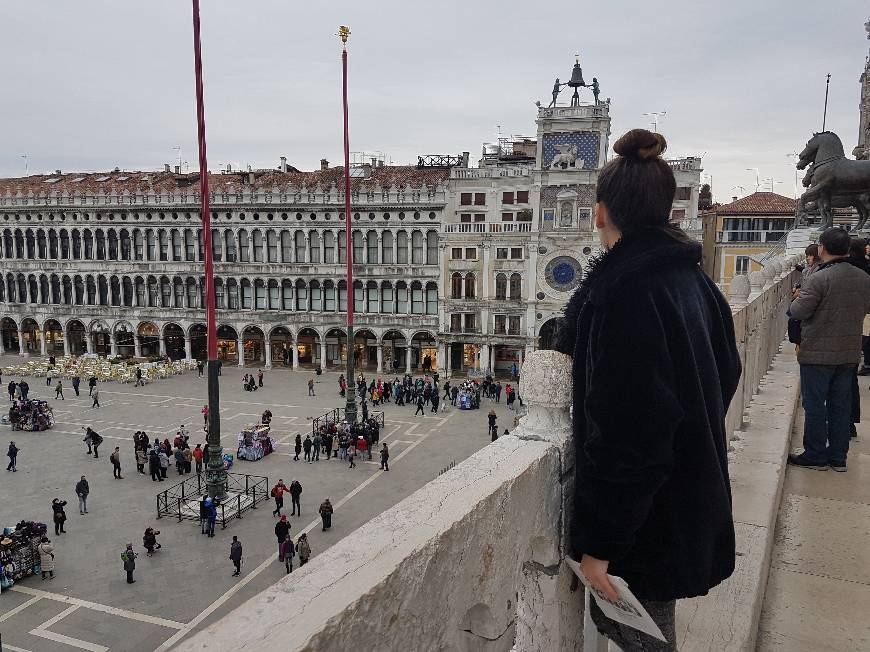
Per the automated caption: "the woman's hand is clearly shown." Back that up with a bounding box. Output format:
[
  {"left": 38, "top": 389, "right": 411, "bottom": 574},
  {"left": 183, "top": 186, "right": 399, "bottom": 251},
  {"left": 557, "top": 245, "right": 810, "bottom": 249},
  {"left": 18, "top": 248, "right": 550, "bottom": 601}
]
[{"left": 580, "top": 554, "right": 620, "bottom": 602}]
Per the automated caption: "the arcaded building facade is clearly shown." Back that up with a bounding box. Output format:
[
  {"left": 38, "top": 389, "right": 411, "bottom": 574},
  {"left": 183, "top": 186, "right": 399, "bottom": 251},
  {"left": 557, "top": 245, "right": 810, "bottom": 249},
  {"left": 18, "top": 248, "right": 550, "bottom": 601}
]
[{"left": 0, "top": 164, "right": 447, "bottom": 373}]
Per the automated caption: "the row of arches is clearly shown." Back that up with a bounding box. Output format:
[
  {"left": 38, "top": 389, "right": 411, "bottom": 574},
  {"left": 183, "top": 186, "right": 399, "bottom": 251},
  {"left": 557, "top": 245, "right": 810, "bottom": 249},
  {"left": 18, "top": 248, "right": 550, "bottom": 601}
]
[
  {"left": 0, "top": 273, "right": 440, "bottom": 316},
  {"left": 0, "top": 227, "right": 441, "bottom": 266},
  {"left": 0, "top": 316, "right": 440, "bottom": 372}
]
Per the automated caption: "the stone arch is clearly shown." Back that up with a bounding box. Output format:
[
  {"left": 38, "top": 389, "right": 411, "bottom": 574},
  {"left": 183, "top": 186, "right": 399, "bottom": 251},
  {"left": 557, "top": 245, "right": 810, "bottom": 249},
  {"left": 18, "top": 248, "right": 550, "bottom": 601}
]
[
  {"left": 353, "top": 328, "right": 378, "bottom": 371},
  {"left": 323, "top": 327, "right": 347, "bottom": 369},
  {"left": 1, "top": 316, "right": 20, "bottom": 353},
  {"left": 188, "top": 323, "right": 207, "bottom": 360},
  {"left": 216, "top": 324, "right": 239, "bottom": 362},
  {"left": 537, "top": 318, "right": 558, "bottom": 351},
  {"left": 296, "top": 327, "right": 321, "bottom": 365},
  {"left": 89, "top": 319, "right": 111, "bottom": 356},
  {"left": 409, "top": 330, "right": 438, "bottom": 372},
  {"left": 66, "top": 319, "right": 86, "bottom": 355},
  {"left": 163, "top": 322, "right": 185, "bottom": 360},
  {"left": 381, "top": 329, "right": 407, "bottom": 372},
  {"left": 20, "top": 317, "right": 41, "bottom": 354},
  {"left": 241, "top": 325, "right": 266, "bottom": 365},
  {"left": 43, "top": 318, "right": 64, "bottom": 356},
  {"left": 113, "top": 320, "right": 135, "bottom": 357},
  {"left": 269, "top": 326, "right": 294, "bottom": 367},
  {"left": 137, "top": 321, "right": 160, "bottom": 357}
]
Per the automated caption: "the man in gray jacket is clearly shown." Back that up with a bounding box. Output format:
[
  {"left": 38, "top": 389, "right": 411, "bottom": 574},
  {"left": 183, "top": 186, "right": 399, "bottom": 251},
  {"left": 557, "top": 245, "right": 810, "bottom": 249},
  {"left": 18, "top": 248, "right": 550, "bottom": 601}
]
[{"left": 788, "top": 227, "right": 870, "bottom": 471}]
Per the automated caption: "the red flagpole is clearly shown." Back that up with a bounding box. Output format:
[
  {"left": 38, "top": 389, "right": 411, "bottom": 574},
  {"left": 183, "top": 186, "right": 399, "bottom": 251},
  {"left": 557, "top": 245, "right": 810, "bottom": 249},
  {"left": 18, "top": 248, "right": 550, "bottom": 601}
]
[
  {"left": 192, "top": 0, "right": 225, "bottom": 499},
  {"left": 340, "top": 26, "right": 357, "bottom": 423}
]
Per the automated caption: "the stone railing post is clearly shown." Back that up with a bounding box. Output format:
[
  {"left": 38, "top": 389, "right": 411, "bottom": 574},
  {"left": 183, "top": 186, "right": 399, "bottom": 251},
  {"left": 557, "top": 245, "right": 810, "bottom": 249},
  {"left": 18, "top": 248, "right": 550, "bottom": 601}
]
[
  {"left": 729, "top": 274, "right": 750, "bottom": 309},
  {"left": 747, "top": 270, "right": 765, "bottom": 302},
  {"left": 513, "top": 350, "right": 585, "bottom": 652}
]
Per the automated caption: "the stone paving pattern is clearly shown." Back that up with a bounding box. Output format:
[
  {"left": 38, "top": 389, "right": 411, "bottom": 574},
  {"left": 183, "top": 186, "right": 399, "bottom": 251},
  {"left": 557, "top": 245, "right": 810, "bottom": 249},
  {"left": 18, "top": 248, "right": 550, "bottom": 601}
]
[
  {"left": 0, "top": 355, "right": 516, "bottom": 651},
  {"left": 758, "top": 378, "right": 870, "bottom": 650}
]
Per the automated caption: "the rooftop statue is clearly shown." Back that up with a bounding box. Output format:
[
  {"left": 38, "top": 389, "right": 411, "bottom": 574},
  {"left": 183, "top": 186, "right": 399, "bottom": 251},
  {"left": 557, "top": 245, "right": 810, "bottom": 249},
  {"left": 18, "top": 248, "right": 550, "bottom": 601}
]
[{"left": 796, "top": 131, "right": 870, "bottom": 230}]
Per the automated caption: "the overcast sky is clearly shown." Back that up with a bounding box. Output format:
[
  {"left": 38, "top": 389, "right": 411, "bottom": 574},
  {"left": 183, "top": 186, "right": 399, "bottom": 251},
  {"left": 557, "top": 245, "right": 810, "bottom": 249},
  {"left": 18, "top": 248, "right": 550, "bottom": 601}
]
[{"left": 1, "top": 1, "right": 868, "bottom": 203}]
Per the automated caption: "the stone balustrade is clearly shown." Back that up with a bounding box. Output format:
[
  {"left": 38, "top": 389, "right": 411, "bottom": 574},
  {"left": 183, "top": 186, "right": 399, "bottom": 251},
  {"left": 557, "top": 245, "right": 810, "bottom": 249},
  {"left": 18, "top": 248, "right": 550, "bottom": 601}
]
[{"left": 179, "top": 256, "right": 802, "bottom": 652}]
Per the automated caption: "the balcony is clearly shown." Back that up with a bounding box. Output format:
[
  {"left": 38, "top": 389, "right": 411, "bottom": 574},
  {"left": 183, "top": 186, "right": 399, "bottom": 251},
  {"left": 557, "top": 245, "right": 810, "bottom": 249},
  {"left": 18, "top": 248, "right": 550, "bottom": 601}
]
[
  {"left": 444, "top": 222, "right": 533, "bottom": 234},
  {"left": 180, "top": 256, "right": 806, "bottom": 651}
]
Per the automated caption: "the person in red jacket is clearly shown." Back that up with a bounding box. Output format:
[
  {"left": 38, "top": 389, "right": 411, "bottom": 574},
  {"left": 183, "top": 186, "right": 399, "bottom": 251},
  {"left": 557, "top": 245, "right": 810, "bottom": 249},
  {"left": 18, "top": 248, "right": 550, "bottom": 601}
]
[{"left": 271, "top": 479, "right": 288, "bottom": 517}]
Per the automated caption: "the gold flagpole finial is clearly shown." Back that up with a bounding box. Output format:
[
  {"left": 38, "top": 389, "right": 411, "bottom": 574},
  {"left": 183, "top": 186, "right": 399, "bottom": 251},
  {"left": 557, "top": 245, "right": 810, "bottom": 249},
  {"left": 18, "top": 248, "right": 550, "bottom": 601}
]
[{"left": 338, "top": 25, "right": 351, "bottom": 47}]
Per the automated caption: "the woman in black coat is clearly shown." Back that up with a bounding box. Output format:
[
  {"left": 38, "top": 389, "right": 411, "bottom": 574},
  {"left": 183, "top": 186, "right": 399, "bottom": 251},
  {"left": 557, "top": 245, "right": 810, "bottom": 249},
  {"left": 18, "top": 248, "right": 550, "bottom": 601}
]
[
  {"left": 51, "top": 498, "right": 67, "bottom": 535},
  {"left": 554, "top": 129, "right": 741, "bottom": 650}
]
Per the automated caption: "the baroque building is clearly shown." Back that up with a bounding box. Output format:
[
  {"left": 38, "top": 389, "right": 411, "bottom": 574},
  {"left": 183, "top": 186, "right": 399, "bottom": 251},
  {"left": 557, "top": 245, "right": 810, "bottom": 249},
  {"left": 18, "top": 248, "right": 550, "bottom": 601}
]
[{"left": 0, "top": 82, "right": 701, "bottom": 376}]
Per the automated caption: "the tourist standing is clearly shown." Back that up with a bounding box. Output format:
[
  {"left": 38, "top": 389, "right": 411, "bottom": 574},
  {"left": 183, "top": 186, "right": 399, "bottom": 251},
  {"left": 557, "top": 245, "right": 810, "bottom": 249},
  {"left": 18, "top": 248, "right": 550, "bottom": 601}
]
[
  {"left": 110, "top": 447, "right": 123, "bottom": 479},
  {"left": 488, "top": 410, "right": 497, "bottom": 439},
  {"left": 297, "top": 533, "right": 310, "bottom": 567},
  {"left": 308, "top": 378, "right": 315, "bottom": 396},
  {"left": 75, "top": 475, "right": 89, "bottom": 514},
  {"left": 51, "top": 498, "right": 67, "bottom": 535},
  {"left": 258, "top": 369, "right": 264, "bottom": 388},
  {"left": 280, "top": 537, "right": 295, "bottom": 574},
  {"left": 312, "top": 432, "right": 321, "bottom": 462},
  {"left": 7, "top": 380, "right": 16, "bottom": 402},
  {"left": 200, "top": 496, "right": 210, "bottom": 534},
  {"left": 319, "top": 498, "right": 333, "bottom": 531},
  {"left": 206, "top": 497, "right": 218, "bottom": 537},
  {"left": 303, "top": 435, "right": 312, "bottom": 462},
  {"left": 553, "top": 129, "right": 742, "bottom": 650},
  {"left": 193, "top": 444, "right": 204, "bottom": 474},
  {"left": 414, "top": 394, "right": 425, "bottom": 416},
  {"left": 380, "top": 443, "right": 389, "bottom": 471},
  {"left": 38, "top": 537, "right": 55, "bottom": 580},
  {"left": 294, "top": 434, "right": 302, "bottom": 462},
  {"left": 134, "top": 367, "right": 144, "bottom": 387},
  {"left": 271, "top": 479, "right": 288, "bottom": 516},
  {"left": 274, "top": 515, "right": 290, "bottom": 556},
  {"left": 71, "top": 375, "right": 81, "bottom": 396},
  {"left": 19, "top": 380, "right": 29, "bottom": 400},
  {"left": 6, "top": 441, "right": 18, "bottom": 472},
  {"left": 289, "top": 479, "right": 303, "bottom": 516},
  {"left": 149, "top": 449, "right": 162, "bottom": 482},
  {"left": 158, "top": 448, "right": 169, "bottom": 479},
  {"left": 55, "top": 381, "right": 64, "bottom": 400},
  {"left": 229, "top": 536, "right": 242, "bottom": 576},
  {"left": 88, "top": 376, "right": 97, "bottom": 396},
  {"left": 201, "top": 405, "right": 208, "bottom": 428},
  {"left": 788, "top": 227, "right": 870, "bottom": 472},
  {"left": 122, "top": 543, "right": 137, "bottom": 584},
  {"left": 135, "top": 448, "right": 146, "bottom": 474},
  {"left": 91, "top": 388, "right": 100, "bottom": 409}
]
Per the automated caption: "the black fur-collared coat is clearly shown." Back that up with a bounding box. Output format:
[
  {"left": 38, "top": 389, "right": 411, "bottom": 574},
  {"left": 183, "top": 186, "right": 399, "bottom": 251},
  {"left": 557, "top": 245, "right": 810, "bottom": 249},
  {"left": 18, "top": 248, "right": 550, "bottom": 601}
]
[{"left": 554, "top": 226, "right": 741, "bottom": 601}]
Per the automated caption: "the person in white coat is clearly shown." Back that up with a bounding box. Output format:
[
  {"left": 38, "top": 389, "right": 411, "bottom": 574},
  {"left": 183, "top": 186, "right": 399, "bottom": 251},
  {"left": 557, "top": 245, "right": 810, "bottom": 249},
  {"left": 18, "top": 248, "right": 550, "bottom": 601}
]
[{"left": 38, "top": 536, "right": 55, "bottom": 580}]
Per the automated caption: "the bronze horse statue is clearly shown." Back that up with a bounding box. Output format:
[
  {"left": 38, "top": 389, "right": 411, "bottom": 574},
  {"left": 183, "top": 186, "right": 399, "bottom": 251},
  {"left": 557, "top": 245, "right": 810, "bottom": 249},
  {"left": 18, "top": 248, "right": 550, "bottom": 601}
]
[{"left": 797, "top": 131, "right": 870, "bottom": 230}]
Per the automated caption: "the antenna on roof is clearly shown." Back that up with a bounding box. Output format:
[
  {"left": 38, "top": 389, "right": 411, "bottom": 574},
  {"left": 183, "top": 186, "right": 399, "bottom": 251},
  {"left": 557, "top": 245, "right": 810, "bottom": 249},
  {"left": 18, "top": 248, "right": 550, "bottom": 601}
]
[{"left": 21, "top": 155, "right": 28, "bottom": 176}]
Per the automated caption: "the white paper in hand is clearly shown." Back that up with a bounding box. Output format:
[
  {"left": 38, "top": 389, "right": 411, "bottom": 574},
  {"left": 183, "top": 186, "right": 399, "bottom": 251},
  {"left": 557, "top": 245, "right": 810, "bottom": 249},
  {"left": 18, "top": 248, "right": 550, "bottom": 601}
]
[{"left": 565, "top": 556, "right": 667, "bottom": 643}]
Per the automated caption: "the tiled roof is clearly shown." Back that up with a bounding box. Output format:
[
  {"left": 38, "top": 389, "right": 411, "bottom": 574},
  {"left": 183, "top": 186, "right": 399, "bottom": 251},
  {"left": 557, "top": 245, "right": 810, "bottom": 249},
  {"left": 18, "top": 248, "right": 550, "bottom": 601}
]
[
  {"left": 716, "top": 192, "right": 796, "bottom": 215},
  {"left": 0, "top": 165, "right": 450, "bottom": 197}
]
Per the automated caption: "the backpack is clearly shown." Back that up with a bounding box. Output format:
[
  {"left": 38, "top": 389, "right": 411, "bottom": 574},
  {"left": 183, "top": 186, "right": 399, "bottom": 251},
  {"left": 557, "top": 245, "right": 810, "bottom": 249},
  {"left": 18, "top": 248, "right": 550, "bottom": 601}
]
[{"left": 121, "top": 552, "right": 129, "bottom": 562}]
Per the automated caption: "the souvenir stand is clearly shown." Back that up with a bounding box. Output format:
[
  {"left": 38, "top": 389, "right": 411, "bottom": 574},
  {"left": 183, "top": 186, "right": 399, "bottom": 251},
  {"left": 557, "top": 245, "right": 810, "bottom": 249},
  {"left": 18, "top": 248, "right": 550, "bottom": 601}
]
[
  {"left": 0, "top": 521, "right": 48, "bottom": 592},
  {"left": 236, "top": 423, "right": 275, "bottom": 461},
  {"left": 6, "top": 400, "right": 55, "bottom": 431}
]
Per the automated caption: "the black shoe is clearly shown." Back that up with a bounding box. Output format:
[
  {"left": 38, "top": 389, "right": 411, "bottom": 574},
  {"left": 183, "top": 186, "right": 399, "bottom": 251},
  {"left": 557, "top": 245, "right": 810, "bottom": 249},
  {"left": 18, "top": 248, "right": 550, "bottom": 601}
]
[
  {"left": 850, "top": 424, "right": 858, "bottom": 439},
  {"left": 787, "top": 452, "right": 828, "bottom": 471},
  {"left": 859, "top": 367, "right": 870, "bottom": 376},
  {"left": 829, "top": 460, "right": 848, "bottom": 472}
]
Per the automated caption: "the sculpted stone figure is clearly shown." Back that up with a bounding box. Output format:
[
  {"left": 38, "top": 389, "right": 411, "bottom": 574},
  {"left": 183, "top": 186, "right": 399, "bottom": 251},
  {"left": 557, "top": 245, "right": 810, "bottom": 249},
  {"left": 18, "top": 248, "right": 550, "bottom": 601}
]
[{"left": 797, "top": 131, "right": 870, "bottom": 229}]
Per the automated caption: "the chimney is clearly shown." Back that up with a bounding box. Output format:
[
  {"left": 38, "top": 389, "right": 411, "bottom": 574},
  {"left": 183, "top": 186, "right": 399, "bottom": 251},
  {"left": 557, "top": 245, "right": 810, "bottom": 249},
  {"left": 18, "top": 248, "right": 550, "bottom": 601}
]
[
  {"left": 732, "top": 196, "right": 738, "bottom": 202},
  {"left": 248, "top": 172, "right": 255, "bottom": 185},
  {"left": 461, "top": 151, "right": 470, "bottom": 167},
  {"left": 377, "top": 159, "right": 384, "bottom": 168},
  {"left": 370, "top": 158, "right": 377, "bottom": 167},
  {"left": 226, "top": 163, "right": 232, "bottom": 172},
  {"left": 320, "top": 159, "right": 329, "bottom": 171},
  {"left": 174, "top": 165, "right": 181, "bottom": 174},
  {"left": 280, "top": 156, "right": 287, "bottom": 173},
  {"left": 55, "top": 169, "right": 62, "bottom": 175}
]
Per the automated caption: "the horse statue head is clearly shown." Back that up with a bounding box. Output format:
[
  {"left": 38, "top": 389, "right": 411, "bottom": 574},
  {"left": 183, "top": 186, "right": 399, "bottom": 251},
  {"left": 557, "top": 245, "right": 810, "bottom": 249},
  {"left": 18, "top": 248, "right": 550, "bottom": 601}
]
[{"left": 797, "top": 131, "right": 845, "bottom": 169}]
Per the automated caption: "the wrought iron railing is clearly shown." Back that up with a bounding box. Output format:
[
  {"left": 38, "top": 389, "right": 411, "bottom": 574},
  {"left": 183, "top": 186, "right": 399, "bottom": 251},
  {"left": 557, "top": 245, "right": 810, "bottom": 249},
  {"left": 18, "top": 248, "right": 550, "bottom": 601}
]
[
  {"left": 155, "top": 472, "right": 269, "bottom": 528},
  {"left": 312, "top": 407, "right": 385, "bottom": 436}
]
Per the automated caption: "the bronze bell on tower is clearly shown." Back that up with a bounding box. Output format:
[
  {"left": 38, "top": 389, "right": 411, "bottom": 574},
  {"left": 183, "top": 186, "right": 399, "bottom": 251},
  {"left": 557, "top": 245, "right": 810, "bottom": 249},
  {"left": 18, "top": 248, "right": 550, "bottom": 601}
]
[{"left": 567, "top": 58, "right": 585, "bottom": 88}]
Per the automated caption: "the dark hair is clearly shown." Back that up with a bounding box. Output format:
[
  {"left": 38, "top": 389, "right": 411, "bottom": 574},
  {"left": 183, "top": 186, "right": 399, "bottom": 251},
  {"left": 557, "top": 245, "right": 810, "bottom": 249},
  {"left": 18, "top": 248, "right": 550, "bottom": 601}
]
[
  {"left": 804, "top": 243, "right": 818, "bottom": 257},
  {"left": 849, "top": 237, "right": 867, "bottom": 259},
  {"left": 595, "top": 129, "right": 676, "bottom": 232},
  {"left": 819, "top": 227, "right": 850, "bottom": 256}
]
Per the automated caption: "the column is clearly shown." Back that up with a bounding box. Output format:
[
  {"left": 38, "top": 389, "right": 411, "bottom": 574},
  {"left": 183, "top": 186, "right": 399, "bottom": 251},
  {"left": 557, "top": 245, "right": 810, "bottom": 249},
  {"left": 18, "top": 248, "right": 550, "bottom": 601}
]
[
  {"left": 480, "top": 344, "right": 490, "bottom": 372},
  {"left": 17, "top": 330, "right": 25, "bottom": 356},
  {"left": 264, "top": 339, "right": 273, "bottom": 369},
  {"left": 84, "top": 332, "right": 93, "bottom": 355},
  {"left": 436, "top": 342, "right": 446, "bottom": 372},
  {"left": 292, "top": 340, "right": 299, "bottom": 369},
  {"left": 40, "top": 333, "right": 47, "bottom": 357},
  {"left": 110, "top": 333, "right": 118, "bottom": 358},
  {"left": 319, "top": 340, "right": 327, "bottom": 369},
  {"left": 446, "top": 343, "right": 452, "bottom": 373},
  {"left": 489, "top": 346, "right": 496, "bottom": 375},
  {"left": 134, "top": 335, "right": 142, "bottom": 358},
  {"left": 184, "top": 335, "right": 192, "bottom": 361},
  {"left": 376, "top": 344, "right": 383, "bottom": 374},
  {"left": 158, "top": 336, "right": 166, "bottom": 358},
  {"left": 62, "top": 333, "right": 69, "bottom": 358},
  {"left": 237, "top": 337, "right": 244, "bottom": 367},
  {"left": 0, "top": 336, "right": 5, "bottom": 356},
  {"left": 405, "top": 344, "right": 413, "bottom": 374}
]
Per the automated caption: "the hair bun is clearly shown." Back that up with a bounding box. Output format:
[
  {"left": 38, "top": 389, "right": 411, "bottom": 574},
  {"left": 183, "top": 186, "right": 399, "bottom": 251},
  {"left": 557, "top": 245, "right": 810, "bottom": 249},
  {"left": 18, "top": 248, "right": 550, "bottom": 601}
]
[{"left": 613, "top": 129, "right": 667, "bottom": 160}]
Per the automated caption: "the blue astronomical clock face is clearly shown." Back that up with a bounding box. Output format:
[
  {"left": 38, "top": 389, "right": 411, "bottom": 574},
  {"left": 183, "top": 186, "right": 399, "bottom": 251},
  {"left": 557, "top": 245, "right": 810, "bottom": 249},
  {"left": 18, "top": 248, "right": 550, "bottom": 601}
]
[{"left": 544, "top": 256, "right": 582, "bottom": 293}]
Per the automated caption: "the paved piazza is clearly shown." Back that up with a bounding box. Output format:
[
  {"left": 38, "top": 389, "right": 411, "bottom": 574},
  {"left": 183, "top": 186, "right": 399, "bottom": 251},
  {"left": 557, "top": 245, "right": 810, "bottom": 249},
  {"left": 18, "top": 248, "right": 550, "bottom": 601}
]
[{"left": 0, "top": 357, "right": 516, "bottom": 651}]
